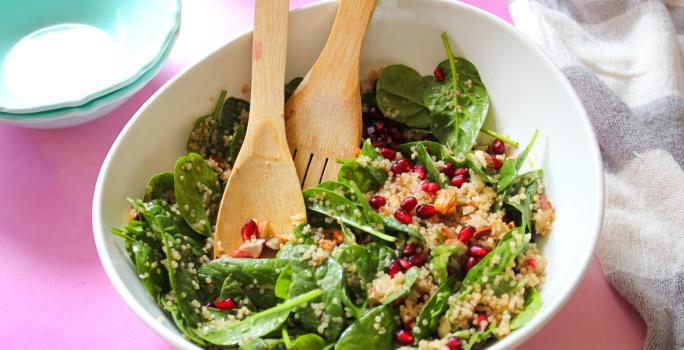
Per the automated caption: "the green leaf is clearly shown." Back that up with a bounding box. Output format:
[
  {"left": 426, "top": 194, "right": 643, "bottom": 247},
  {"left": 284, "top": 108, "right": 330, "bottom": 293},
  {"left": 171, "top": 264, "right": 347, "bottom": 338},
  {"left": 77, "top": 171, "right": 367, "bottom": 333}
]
[
  {"left": 197, "top": 289, "right": 322, "bottom": 346},
  {"left": 428, "top": 243, "right": 467, "bottom": 285},
  {"left": 504, "top": 170, "right": 542, "bottom": 233},
  {"left": 497, "top": 130, "right": 540, "bottom": 193},
  {"left": 382, "top": 216, "right": 425, "bottom": 242},
  {"left": 291, "top": 333, "right": 328, "bottom": 350},
  {"left": 382, "top": 266, "right": 420, "bottom": 305},
  {"left": 241, "top": 338, "right": 283, "bottom": 350},
  {"left": 415, "top": 142, "right": 448, "bottom": 187},
  {"left": 335, "top": 305, "right": 397, "bottom": 349},
  {"left": 220, "top": 96, "right": 249, "bottom": 130},
  {"left": 414, "top": 274, "right": 459, "bottom": 341},
  {"left": 275, "top": 263, "right": 293, "bottom": 300},
  {"left": 510, "top": 288, "right": 542, "bottom": 330},
  {"left": 285, "top": 77, "right": 303, "bottom": 103},
  {"left": 463, "top": 324, "right": 495, "bottom": 350},
  {"left": 515, "top": 130, "right": 539, "bottom": 172},
  {"left": 376, "top": 64, "right": 433, "bottom": 128},
  {"left": 333, "top": 243, "right": 395, "bottom": 292},
  {"left": 338, "top": 140, "right": 388, "bottom": 193},
  {"left": 227, "top": 123, "right": 247, "bottom": 164},
  {"left": 174, "top": 153, "right": 222, "bottom": 236},
  {"left": 144, "top": 172, "right": 175, "bottom": 203},
  {"left": 130, "top": 239, "right": 169, "bottom": 299}
]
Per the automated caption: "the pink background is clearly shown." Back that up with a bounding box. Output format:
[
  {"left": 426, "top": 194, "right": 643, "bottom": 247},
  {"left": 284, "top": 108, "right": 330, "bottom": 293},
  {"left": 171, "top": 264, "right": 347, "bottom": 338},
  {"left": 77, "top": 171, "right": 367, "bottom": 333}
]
[{"left": 0, "top": 0, "right": 646, "bottom": 348}]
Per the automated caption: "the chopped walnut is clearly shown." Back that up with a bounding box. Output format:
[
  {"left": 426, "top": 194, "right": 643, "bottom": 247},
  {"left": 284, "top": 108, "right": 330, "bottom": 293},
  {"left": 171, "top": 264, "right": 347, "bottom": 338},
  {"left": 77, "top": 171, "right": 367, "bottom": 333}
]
[{"left": 434, "top": 187, "right": 458, "bottom": 216}]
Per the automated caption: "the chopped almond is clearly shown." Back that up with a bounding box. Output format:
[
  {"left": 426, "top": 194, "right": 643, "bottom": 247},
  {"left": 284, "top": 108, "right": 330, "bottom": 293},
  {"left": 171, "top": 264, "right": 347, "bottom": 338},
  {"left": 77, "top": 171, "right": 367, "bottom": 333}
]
[{"left": 434, "top": 187, "right": 458, "bottom": 216}]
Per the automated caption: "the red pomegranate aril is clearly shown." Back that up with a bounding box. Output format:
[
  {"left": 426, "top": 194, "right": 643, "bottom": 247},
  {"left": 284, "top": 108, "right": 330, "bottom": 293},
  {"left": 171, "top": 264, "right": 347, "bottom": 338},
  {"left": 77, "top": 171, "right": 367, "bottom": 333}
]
[
  {"left": 434, "top": 67, "right": 445, "bottom": 81},
  {"left": 409, "top": 253, "right": 426, "bottom": 267},
  {"left": 388, "top": 259, "right": 401, "bottom": 277},
  {"left": 380, "top": 147, "right": 396, "bottom": 160},
  {"left": 446, "top": 336, "right": 462, "bottom": 350},
  {"left": 401, "top": 196, "right": 418, "bottom": 211},
  {"left": 241, "top": 219, "right": 259, "bottom": 241},
  {"left": 403, "top": 319, "right": 416, "bottom": 331},
  {"left": 391, "top": 158, "right": 414, "bottom": 174},
  {"left": 490, "top": 139, "right": 506, "bottom": 155},
  {"left": 369, "top": 195, "right": 386, "bottom": 210},
  {"left": 403, "top": 243, "right": 416, "bottom": 256},
  {"left": 451, "top": 174, "right": 467, "bottom": 188},
  {"left": 214, "top": 298, "right": 237, "bottom": 310},
  {"left": 492, "top": 157, "right": 503, "bottom": 170},
  {"left": 458, "top": 226, "right": 476, "bottom": 243},
  {"left": 374, "top": 120, "right": 385, "bottom": 132},
  {"left": 389, "top": 127, "right": 404, "bottom": 141},
  {"left": 395, "top": 329, "right": 414, "bottom": 345},
  {"left": 439, "top": 162, "right": 455, "bottom": 177},
  {"left": 394, "top": 208, "right": 412, "bottom": 224},
  {"left": 465, "top": 256, "right": 479, "bottom": 271},
  {"left": 368, "top": 106, "right": 383, "bottom": 118},
  {"left": 469, "top": 245, "right": 489, "bottom": 258},
  {"left": 414, "top": 165, "right": 427, "bottom": 180},
  {"left": 527, "top": 259, "right": 538, "bottom": 269},
  {"left": 454, "top": 167, "right": 469, "bottom": 176},
  {"left": 421, "top": 181, "right": 440, "bottom": 194},
  {"left": 399, "top": 258, "right": 412, "bottom": 271},
  {"left": 416, "top": 204, "right": 437, "bottom": 219},
  {"left": 475, "top": 313, "right": 488, "bottom": 328}
]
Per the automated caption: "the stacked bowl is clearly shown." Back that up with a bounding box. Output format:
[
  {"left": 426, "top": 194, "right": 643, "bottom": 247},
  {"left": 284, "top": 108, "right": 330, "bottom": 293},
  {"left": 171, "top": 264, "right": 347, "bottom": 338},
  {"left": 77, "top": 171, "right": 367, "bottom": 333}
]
[{"left": 0, "top": 0, "right": 181, "bottom": 128}]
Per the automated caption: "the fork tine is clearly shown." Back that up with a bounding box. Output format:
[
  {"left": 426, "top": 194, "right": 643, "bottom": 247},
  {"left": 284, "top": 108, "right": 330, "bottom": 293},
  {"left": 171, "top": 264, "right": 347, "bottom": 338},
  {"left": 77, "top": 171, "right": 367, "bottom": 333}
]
[
  {"left": 303, "top": 155, "right": 327, "bottom": 188},
  {"left": 293, "top": 150, "right": 312, "bottom": 185},
  {"left": 321, "top": 160, "right": 341, "bottom": 183}
]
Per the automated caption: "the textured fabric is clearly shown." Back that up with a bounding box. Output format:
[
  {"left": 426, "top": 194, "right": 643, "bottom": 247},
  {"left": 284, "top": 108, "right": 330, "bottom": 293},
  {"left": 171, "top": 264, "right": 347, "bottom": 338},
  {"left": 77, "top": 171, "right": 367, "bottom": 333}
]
[{"left": 508, "top": 1, "right": 684, "bottom": 349}]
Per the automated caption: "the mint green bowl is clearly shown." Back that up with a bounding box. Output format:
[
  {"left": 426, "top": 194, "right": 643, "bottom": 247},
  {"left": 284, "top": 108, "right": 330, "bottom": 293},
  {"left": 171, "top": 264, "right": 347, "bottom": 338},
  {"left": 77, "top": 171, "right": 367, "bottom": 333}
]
[{"left": 0, "top": 0, "right": 180, "bottom": 114}]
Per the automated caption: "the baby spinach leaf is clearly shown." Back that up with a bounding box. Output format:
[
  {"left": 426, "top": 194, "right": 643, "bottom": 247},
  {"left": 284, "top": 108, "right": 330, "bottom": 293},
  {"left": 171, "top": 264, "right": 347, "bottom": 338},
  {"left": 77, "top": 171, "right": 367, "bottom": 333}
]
[
  {"left": 339, "top": 222, "right": 356, "bottom": 244},
  {"left": 174, "top": 153, "right": 222, "bottom": 236},
  {"left": 382, "top": 216, "right": 425, "bottom": 242},
  {"left": 144, "top": 172, "right": 175, "bottom": 203},
  {"left": 227, "top": 123, "right": 246, "bottom": 164},
  {"left": 285, "top": 77, "right": 303, "bottom": 103},
  {"left": 161, "top": 296, "right": 207, "bottom": 345},
  {"left": 415, "top": 142, "right": 448, "bottom": 187},
  {"left": 130, "top": 239, "right": 169, "bottom": 299},
  {"left": 241, "top": 338, "right": 283, "bottom": 350},
  {"left": 428, "top": 243, "right": 467, "bottom": 285},
  {"left": 338, "top": 140, "right": 388, "bottom": 193},
  {"left": 220, "top": 96, "right": 249, "bottom": 130},
  {"left": 515, "top": 130, "right": 539, "bottom": 172},
  {"left": 303, "top": 187, "right": 396, "bottom": 242},
  {"left": 397, "top": 141, "right": 460, "bottom": 164},
  {"left": 376, "top": 64, "right": 433, "bottom": 128},
  {"left": 199, "top": 258, "right": 288, "bottom": 304},
  {"left": 504, "top": 170, "right": 542, "bottom": 233},
  {"left": 414, "top": 274, "right": 459, "bottom": 341},
  {"left": 463, "top": 324, "right": 495, "bottom": 350},
  {"left": 275, "top": 263, "right": 293, "bottom": 299},
  {"left": 291, "top": 333, "right": 328, "bottom": 350},
  {"left": 197, "top": 289, "right": 322, "bottom": 346},
  {"left": 335, "top": 305, "right": 397, "bottom": 349},
  {"left": 510, "top": 287, "right": 542, "bottom": 330},
  {"left": 333, "top": 243, "right": 395, "bottom": 292},
  {"left": 382, "top": 266, "right": 420, "bottom": 305},
  {"left": 497, "top": 130, "right": 540, "bottom": 193}
]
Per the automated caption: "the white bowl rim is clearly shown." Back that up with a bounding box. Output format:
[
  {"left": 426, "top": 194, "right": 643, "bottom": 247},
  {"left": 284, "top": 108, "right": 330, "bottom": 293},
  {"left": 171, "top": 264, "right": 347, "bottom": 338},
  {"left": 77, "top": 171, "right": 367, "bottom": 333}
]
[
  {"left": 0, "top": 0, "right": 181, "bottom": 114},
  {"left": 93, "top": 1, "right": 604, "bottom": 349}
]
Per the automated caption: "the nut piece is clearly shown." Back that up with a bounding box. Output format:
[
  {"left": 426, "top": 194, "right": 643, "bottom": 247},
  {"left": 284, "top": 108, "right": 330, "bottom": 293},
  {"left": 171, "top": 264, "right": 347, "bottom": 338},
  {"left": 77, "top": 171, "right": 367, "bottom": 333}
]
[
  {"left": 434, "top": 187, "right": 458, "bottom": 216},
  {"left": 473, "top": 150, "right": 493, "bottom": 169},
  {"left": 318, "top": 239, "right": 336, "bottom": 251},
  {"left": 257, "top": 220, "right": 274, "bottom": 239}
]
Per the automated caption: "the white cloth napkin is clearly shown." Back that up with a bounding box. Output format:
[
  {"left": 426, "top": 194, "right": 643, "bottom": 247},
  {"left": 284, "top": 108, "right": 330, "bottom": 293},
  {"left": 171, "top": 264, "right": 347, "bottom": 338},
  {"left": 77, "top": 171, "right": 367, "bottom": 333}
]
[{"left": 508, "top": 1, "right": 684, "bottom": 349}]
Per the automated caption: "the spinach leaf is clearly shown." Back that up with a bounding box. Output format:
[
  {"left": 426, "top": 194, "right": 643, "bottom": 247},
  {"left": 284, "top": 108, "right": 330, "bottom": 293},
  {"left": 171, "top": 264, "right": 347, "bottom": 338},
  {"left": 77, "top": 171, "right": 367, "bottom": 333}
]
[
  {"left": 510, "top": 287, "right": 542, "bottom": 330},
  {"left": 161, "top": 296, "right": 207, "bottom": 345},
  {"left": 382, "top": 266, "right": 420, "bottom": 305},
  {"left": 416, "top": 142, "right": 448, "bottom": 186},
  {"left": 174, "top": 153, "right": 222, "bottom": 236},
  {"left": 515, "top": 130, "right": 539, "bottom": 172},
  {"left": 497, "top": 130, "right": 539, "bottom": 193},
  {"left": 227, "top": 123, "right": 246, "bottom": 164},
  {"left": 144, "top": 172, "right": 175, "bottom": 203},
  {"left": 376, "top": 64, "right": 433, "bottom": 128},
  {"left": 382, "top": 216, "right": 425, "bottom": 242},
  {"left": 199, "top": 258, "right": 288, "bottom": 305},
  {"left": 291, "top": 333, "right": 328, "bottom": 350},
  {"left": 504, "top": 171, "right": 541, "bottom": 233},
  {"left": 338, "top": 140, "right": 388, "bottom": 193},
  {"left": 130, "top": 239, "right": 169, "bottom": 299},
  {"left": 333, "top": 243, "right": 395, "bottom": 292},
  {"left": 414, "top": 274, "right": 459, "bottom": 341},
  {"left": 339, "top": 222, "right": 356, "bottom": 244},
  {"left": 335, "top": 305, "right": 397, "bottom": 349},
  {"left": 274, "top": 263, "right": 292, "bottom": 299},
  {"left": 220, "top": 96, "right": 250, "bottom": 131},
  {"left": 424, "top": 34, "right": 489, "bottom": 155},
  {"left": 397, "top": 141, "right": 460, "bottom": 164},
  {"left": 463, "top": 324, "right": 495, "bottom": 350},
  {"left": 303, "top": 187, "right": 396, "bottom": 242},
  {"left": 428, "top": 243, "right": 467, "bottom": 285},
  {"left": 197, "top": 289, "right": 322, "bottom": 346},
  {"left": 285, "top": 77, "right": 303, "bottom": 103},
  {"left": 241, "top": 338, "right": 283, "bottom": 350}
]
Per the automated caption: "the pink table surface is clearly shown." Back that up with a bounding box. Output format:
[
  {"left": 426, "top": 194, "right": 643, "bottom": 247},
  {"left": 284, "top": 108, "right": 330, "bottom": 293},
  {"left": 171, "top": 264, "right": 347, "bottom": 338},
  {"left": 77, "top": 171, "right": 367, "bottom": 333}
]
[{"left": 0, "top": 0, "right": 647, "bottom": 348}]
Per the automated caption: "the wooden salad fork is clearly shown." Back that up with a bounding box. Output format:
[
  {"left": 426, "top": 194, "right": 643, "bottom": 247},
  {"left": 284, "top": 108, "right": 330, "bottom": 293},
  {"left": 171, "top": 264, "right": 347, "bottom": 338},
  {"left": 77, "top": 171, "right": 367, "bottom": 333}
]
[
  {"left": 214, "top": 0, "right": 305, "bottom": 257},
  {"left": 285, "top": 0, "right": 377, "bottom": 188}
]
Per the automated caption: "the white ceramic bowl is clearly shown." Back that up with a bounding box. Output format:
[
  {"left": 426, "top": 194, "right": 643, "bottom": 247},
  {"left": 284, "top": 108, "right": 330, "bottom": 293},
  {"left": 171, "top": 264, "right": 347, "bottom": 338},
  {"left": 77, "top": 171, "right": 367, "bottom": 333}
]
[{"left": 93, "top": 1, "right": 604, "bottom": 349}]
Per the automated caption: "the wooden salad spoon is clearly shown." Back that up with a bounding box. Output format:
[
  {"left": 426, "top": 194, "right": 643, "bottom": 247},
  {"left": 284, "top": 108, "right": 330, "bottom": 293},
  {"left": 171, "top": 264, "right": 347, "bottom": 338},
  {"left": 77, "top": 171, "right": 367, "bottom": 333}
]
[
  {"left": 214, "top": 0, "right": 305, "bottom": 257},
  {"left": 285, "top": 0, "right": 377, "bottom": 188}
]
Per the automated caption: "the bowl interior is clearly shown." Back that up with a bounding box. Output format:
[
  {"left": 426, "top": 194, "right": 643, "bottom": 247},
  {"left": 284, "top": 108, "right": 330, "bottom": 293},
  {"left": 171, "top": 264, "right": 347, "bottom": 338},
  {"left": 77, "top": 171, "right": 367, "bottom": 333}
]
[
  {"left": 94, "top": 1, "right": 603, "bottom": 349},
  {"left": 0, "top": 0, "right": 179, "bottom": 113}
]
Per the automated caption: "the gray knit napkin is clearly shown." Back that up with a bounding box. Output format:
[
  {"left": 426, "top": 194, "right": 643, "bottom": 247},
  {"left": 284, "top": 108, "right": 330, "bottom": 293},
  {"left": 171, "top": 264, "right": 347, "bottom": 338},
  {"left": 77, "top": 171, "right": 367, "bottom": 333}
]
[{"left": 508, "top": 1, "right": 684, "bottom": 349}]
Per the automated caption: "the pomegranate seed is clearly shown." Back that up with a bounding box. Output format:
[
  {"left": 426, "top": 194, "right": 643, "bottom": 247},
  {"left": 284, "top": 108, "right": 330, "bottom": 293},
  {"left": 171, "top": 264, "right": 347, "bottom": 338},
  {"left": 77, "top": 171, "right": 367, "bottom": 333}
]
[
  {"left": 394, "top": 208, "right": 412, "bottom": 224},
  {"left": 434, "top": 67, "right": 445, "bottom": 81},
  {"left": 490, "top": 139, "right": 506, "bottom": 155},
  {"left": 241, "top": 219, "right": 259, "bottom": 241},
  {"left": 446, "top": 336, "right": 462, "bottom": 350},
  {"left": 465, "top": 256, "right": 479, "bottom": 271},
  {"left": 474, "top": 313, "right": 488, "bottom": 328},
  {"left": 414, "top": 165, "right": 427, "bottom": 180},
  {"left": 416, "top": 204, "right": 437, "bottom": 219},
  {"left": 458, "top": 226, "right": 476, "bottom": 243},
  {"left": 369, "top": 195, "right": 386, "bottom": 210},
  {"left": 375, "top": 120, "right": 385, "bottom": 132},
  {"left": 402, "top": 243, "right": 416, "bottom": 256},
  {"left": 451, "top": 174, "right": 467, "bottom": 188},
  {"left": 380, "top": 147, "right": 396, "bottom": 160},
  {"left": 439, "top": 162, "right": 455, "bottom": 177},
  {"left": 421, "top": 181, "right": 440, "bottom": 194},
  {"left": 214, "top": 298, "right": 237, "bottom": 310},
  {"left": 399, "top": 258, "right": 412, "bottom": 271},
  {"left": 368, "top": 106, "right": 382, "bottom": 118},
  {"left": 400, "top": 196, "right": 418, "bottom": 211},
  {"left": 395, "top": 329, "right": 414, "bottom": 345},
  {"left": 454, "top": 167, "right": 469, "bottom": 176},
  {"left": 389, "top": 127, "right": 404, "bottom": 141},
  {"left": 391, "top": 159, "right": 414, "bottom": 174},
  {"left": 492, "top": 157, "right": 503, "bottom": 169},
  {"left": 409, "top": 253, "right": 426, "bottom": 267},
  {"left": 469, "top": 245, "right": 489, "bottom": 258},
  {"left": 388, "top": 259, "right": 401, "bottom": 277},
  {"left": 403, "top": 319, "right": 415, "bottom": 331},
  {"left": 527, "top": 259, "right": 537, "bottom": 269}
]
